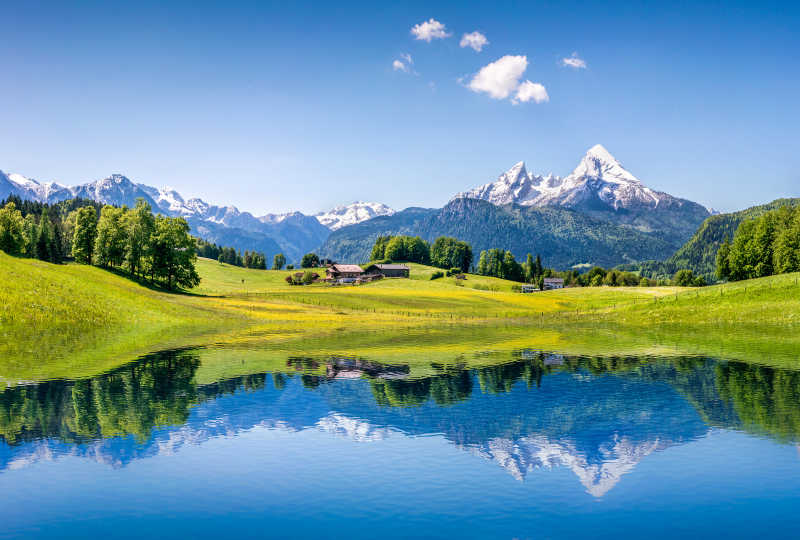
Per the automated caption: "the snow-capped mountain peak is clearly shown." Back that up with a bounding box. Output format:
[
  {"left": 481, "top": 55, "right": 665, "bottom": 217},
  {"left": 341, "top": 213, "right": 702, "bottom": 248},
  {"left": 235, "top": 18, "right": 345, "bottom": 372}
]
[
  {"left": 567, "top": 144, "right": 643, "bottom": 187},
  {"left": 454, "top": 144, "right": 678, "bottom": 213},
  {"left": 315, "top": 201, "right": 395, "bottom": 230}
]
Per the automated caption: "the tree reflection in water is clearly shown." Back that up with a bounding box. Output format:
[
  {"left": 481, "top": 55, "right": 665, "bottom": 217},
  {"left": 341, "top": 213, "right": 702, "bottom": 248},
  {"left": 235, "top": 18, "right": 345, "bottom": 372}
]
[{"left": 1, "top": 348, "right": 800, "bottom": 456}]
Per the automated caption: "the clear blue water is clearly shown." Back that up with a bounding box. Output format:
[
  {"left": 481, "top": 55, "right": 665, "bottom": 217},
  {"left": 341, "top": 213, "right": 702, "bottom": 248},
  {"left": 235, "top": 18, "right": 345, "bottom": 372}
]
[{"left": 2, "top": 350, "right": 800, "bottom": 538}]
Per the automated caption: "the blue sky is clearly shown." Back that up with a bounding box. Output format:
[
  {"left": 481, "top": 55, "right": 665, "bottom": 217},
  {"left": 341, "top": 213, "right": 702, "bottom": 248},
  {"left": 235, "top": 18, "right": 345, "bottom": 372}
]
[{"left": 2, "top": 0, "right": 798, "bottom": 214}]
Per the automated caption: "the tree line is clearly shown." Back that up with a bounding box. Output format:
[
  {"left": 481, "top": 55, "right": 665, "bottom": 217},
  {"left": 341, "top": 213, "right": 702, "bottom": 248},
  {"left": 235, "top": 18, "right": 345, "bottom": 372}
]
[
  {"left": 0, "top": 196, "right": 103, "bottom": 264},
  {"left": 716, "top": 204, "right": 800, "bottom": 281},
  {"left": 196, "top": 238, "right": 268, "bottom": 270},
  {"left": 0, "top": 196, "right": 200, "bottom": 290},
  {"left": 359, "top": 233, "right": 705, "bottom": 287}
]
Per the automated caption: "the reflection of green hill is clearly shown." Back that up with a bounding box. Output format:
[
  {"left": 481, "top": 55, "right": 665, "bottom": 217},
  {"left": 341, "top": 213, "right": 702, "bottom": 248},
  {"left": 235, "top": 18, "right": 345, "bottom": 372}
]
[{"left": 0, "top": 349, "right": 267, "bottom": 446}]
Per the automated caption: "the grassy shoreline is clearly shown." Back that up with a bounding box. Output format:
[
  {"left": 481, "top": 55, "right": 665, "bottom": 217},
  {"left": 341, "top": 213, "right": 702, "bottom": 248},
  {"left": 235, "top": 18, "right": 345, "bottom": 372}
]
[{"left": 2, "top": 252, "right": 799, "bottom": 383}]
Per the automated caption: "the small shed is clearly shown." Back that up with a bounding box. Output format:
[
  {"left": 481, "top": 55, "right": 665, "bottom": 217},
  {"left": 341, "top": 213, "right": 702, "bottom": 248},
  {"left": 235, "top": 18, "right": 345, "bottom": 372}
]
[{"left": 543, "top": 278, "right": 565, "bottom": 290}]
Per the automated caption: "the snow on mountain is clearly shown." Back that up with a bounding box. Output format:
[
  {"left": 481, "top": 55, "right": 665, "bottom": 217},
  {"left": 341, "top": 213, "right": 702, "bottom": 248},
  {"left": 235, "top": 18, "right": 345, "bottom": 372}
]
[
  {"left": 70, "top": 174, "right": 161, "bottom": 209},
  {"left": 315, "top": 201, "right": 396, "bottom": 230},
  {"left": 140, "top": 185, "right": 193, "bottom": 216},
  {"left": 0, "top": 170, "right": 71, "bottom": 202},
  {"left": 455, "top": 161, "right": 563, "bottom": 207},
  {"left": 456, "top": 144, "right": 675, "bottom": 212},
  {"left": 454, "top": 144, "right": 711, "bottom": 239},
  {"left": 259, "top": 211, "right": 304, "bottom": 225},
  {"left": 472, "top": 434, "right": 667, "bottom": 497}
]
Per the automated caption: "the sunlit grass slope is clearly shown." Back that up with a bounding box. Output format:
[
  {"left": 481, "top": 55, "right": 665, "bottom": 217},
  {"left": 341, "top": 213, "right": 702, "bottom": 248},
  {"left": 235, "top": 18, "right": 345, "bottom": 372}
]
[
  {"left": 584, "top": 271, "right": 800, "bottom": 327},
  {"left": 0, "top": 252, "right": 244, "bottom": 380},
  {"left": 2, "top": 253, "right": 800, "bottom": 383}
]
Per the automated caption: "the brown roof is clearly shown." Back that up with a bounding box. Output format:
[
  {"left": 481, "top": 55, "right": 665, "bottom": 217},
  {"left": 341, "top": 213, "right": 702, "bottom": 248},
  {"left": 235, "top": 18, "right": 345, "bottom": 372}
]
[
  {"left": 330, "top": 264, "right": 364, "bottom": 273},
  {"left": 376, "top": 264, "right": 409, "bottom": 270}
]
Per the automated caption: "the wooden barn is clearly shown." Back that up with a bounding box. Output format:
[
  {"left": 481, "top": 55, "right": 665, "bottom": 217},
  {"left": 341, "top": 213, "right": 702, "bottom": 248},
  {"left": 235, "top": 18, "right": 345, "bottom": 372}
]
[{"left": 363, "top": 263, "right": 410, "bottom": 278}]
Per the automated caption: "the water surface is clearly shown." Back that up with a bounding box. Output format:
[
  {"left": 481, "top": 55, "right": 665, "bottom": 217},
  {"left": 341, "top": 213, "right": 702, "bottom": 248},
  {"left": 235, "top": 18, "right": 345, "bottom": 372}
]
[{"left": 2, "top": 347, "right": 800, "bottom": 538}]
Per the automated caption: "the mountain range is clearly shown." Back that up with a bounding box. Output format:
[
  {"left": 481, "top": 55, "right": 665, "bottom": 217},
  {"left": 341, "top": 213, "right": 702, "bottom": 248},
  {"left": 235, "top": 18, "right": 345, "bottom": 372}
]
[
  {"left": 0, "top": 170, "right": 393, "bottom": 262},
  {"left": 1, "top": 144, "right": 713, "bottom": 268}
]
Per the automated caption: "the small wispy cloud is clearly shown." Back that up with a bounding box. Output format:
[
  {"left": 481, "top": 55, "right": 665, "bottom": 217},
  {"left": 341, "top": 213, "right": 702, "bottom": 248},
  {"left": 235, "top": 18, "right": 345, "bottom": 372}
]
[
  {"left": 562, "top": 52, "right": 587, "bottom": 69},
  {"left": 410, "top": 18, "right": 451, "bottom": 42},
  {"left": 459, "top": 31, "right": 489, "bottom": 52},
  {"left": 467, "top": 55, "right": 548, "bottom": 105},
  {"left": 513, "top": 81, "right": 549, "bottom": 104},
  {"left": 392, "top": 53, "right": 414, "bottom": 73}
]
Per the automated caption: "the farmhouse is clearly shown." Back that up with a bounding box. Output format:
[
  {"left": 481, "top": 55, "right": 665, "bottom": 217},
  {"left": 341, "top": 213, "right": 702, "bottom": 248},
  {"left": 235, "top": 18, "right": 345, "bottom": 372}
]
[
  {"left": 363, "top": 263, "right": 410, "bottom": 278},
  {"left": 543, "top": 278, "right": 565, "bottom": 290},
  {"left": 326, "top": 264, "right": 364, "bottom": 280}
]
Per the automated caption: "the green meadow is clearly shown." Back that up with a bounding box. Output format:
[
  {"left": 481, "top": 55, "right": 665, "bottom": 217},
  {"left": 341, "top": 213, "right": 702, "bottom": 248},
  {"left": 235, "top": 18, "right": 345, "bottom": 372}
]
[{"left": 2, "top": 252, "right": 799, "bottom": 384}]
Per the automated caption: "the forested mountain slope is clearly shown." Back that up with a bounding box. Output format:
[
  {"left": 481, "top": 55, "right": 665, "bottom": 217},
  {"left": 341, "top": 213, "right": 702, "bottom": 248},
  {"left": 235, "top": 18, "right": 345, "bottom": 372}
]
[{"left": 319, "top": 198, "right": 675, "bottom": 268}]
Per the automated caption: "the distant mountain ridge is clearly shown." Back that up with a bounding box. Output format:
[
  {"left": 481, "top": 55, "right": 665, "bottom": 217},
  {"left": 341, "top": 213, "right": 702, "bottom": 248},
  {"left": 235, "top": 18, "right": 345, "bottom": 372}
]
[
  {"left": 315, "top": 202, "right": 396, "bottom": 230},
  {"left": 0, "top": 169, "right": 392, "bottom": 262}
]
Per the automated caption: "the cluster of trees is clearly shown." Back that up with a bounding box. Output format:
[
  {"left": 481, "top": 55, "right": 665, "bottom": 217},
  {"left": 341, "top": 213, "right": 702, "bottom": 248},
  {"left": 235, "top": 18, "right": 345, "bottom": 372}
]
[
  {"left": 476, "top": 250, "right": 545, "bottom": 283},
  {"left": 196, "top": 239, "right": 268, "bottom": 270},
  {"left": 356, "top": 235, "right": 474, "bottom": 273},
  {"left": 0, "top": 196, "right": 102, "bottom": 263},
  {"left": 272, "top": 253, "right": 286, "bottom": 270},
  {"left": 716, "top": 205, "right": 800, "bottom": 281},
  {"left": 429, "top": 237, "right": 473, "bottom": 272},
  {"left": 300, "top": 252, "right": 320, "bottom": 268},
  {"left": 570, "top": 267, "right": 704, "bottom": 287},
  {"left": 0, "top": 197, "right": 199, "bottom": 290},
  {"left": 472, "top": 250, "right": 705, "bottom": 288},
  {"left": 370, "top": 235, "right": 431, "bottom": 264}
]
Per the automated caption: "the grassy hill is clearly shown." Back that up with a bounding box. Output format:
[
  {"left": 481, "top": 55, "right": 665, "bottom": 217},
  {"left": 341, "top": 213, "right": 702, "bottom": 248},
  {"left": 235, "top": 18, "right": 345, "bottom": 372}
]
[{"left": 2, "top": 253, "right": 799, "bottom": 382}]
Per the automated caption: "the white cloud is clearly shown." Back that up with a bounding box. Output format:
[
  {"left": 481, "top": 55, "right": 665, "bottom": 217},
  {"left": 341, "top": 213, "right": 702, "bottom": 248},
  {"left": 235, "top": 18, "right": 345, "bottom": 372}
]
[
  {"left": 468, "top": 55, "right": 528, "bottom": 99},
  {"left": 513, "top": 81, "right": 549, "bottom": 104},
  {"left": 562, "top": 52, "right": 587, "bottom": 69},
  {"left": 460, "top": 31, "right": 489, "bottom": 52},
  {"left": 410, "top": 18, "right": 451, "bottom": 42},
  {"left": 392, "top": 54, "right": 414, "bottom": 74}
]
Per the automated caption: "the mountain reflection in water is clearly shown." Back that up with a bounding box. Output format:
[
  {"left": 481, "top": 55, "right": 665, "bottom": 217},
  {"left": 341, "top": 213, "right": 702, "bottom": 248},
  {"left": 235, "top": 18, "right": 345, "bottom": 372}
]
[{"left": 1, "top": 349, "right": 800, "bottom": 498}]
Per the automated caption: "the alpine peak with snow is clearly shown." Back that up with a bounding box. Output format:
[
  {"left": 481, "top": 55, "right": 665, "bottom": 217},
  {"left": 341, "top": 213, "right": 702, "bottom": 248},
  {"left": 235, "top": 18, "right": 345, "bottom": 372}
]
[
  {"left": 455, "top": 144, "right": 711, "bottom": 238},
  {"left": 315, "top": 201, "right": 396, "bottom": 231}
]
